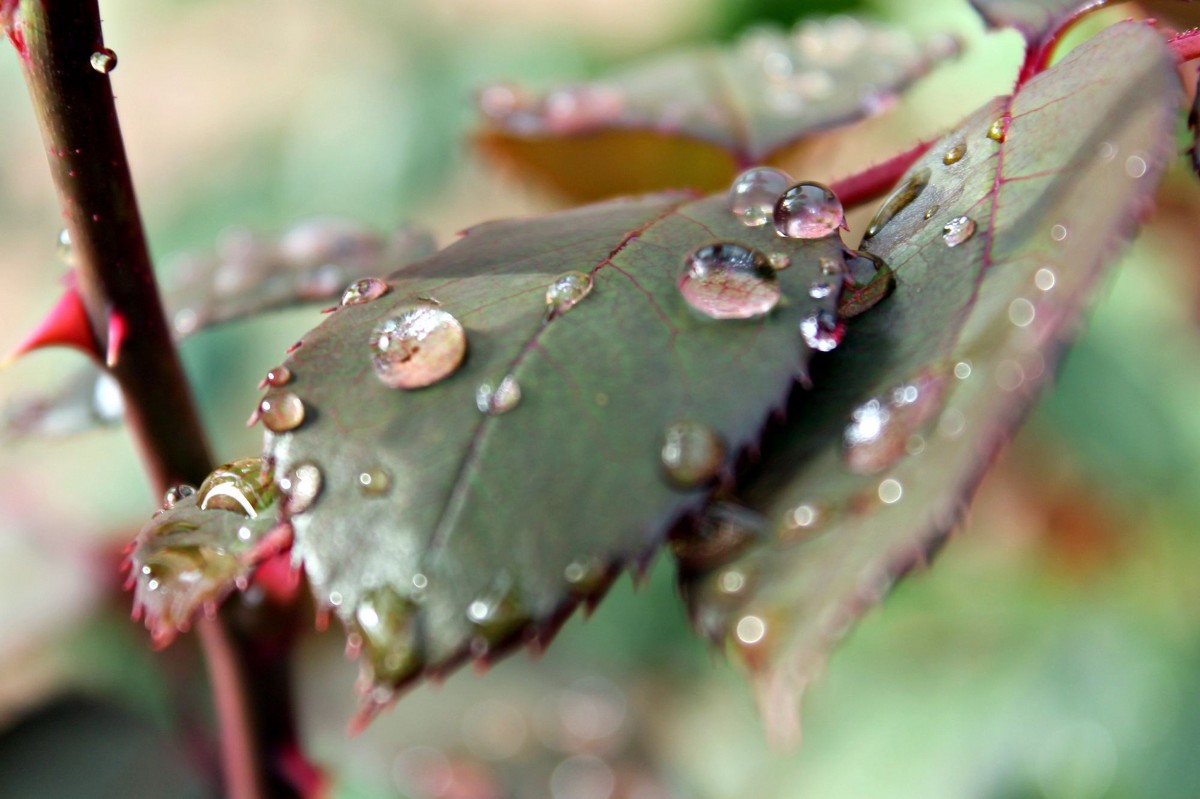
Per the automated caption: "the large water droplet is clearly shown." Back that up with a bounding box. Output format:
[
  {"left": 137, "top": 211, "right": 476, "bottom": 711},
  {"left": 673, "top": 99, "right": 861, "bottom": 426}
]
[
  {"left": 942, "top": 216, "right": 976, "bottom": 247},
  {"left": 90, "top": 48, "right": 117, "bottom": 74},
  {"left": 942, "top": 142, "right": 966, "bottom": 165},
  {"left": 163, "top": 484, "right": 196, "bottom": 509},
  {"left": 357, "top": 467, "right": 392, "bottom": 497},
  {"left": 678, "top": 243, "right": 779, "bottom": 320},
  {"left": 476, "top": 375, "right": 522, "bottom": 416},
  {"left": 197, "top": 459, "right": 276, "bottom": 518},
  {"left": 728, "top": 167, "right": 793, "bottom": 227},
  {"left": 355, "top": 587, "right": 423, "bottom": 684},
  {"left": 280, "top": 462, "right": 322, "bottom": 515},
  {"left": 800, "top": 310, "right": 844, "bottom": 352},
  {"left": 341, "top": 278, "right": 389, "bottom": 306},
  {"left": 660, "top": 421, "right": 725, "bottom": 488},
  {"left": 259, "top": 391, "right": 305, "bottom": 432},
  {"left": 545, "top": 271, "right": 593, "bottom": 316},
  {"left": 773, "top": 182, "right": 844, "bottom": 239},
  {"left": 370, "top": 304, "right": 468, "bottom": 389},
  {"left": 863, "top": 168, "right": 929, "bottom": 240}
]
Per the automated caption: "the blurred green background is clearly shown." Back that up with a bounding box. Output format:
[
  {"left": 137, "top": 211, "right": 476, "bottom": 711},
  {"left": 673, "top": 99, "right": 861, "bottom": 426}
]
[{"left": 1, "top": 0, "right": 1199, "bottom": 797}]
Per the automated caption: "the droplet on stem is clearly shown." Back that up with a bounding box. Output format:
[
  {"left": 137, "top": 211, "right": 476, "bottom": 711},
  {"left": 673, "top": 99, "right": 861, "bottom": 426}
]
[
  {"left": 370, "top": 304, "right": 468, "bottom": 389},
  {"left": 727, "top": 167, "right": 793, "bottom": 227},
  {"left": 773, "top": 182, "right": 844, "bottom": 239},
  {"left": 90, "top": 48, "right": 117, "bottom": 74},
  {"left": 678, "top": 243, "right": 779, "bottom": 320}
]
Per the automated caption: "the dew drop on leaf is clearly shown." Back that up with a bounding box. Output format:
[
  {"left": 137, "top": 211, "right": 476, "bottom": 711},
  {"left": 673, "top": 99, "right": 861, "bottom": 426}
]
[
  {"left": 545, "top": 271, "right": 594, "bottom": 316},
  {"left": 466, "top": 580, "right": 531, "bottom": 648},
  {"left": 924, "top": 204, "right": 939, "bottom": 220},
  {"left": 341, "top": 278, "right": 389, "bottom": 307},
  {"left": 370, "top": 304, "right": 468, "bottom": 389},
  {"left": 941, "top": 215, "right": 976, "bottom": 247},
  {"left": 678, "top": 243, "right": 779, "bottom": 320},
  {"left": 728, "top": 167, "right": 793, "bottom": 227},
  {"left": 799, "top": 310, "right": 845, "bottom": 352},
  {"left": 877, "top": 478, "right": 903, "bottom": 504},
  {"left": 987, "top": 118, "right": 1006, "bottom": 142},
  {"left": 766, "top": 252, "right": 790, "bottom": 270},
  {"left": 355, "top": 587, "right": 423, "bottom": 684},
  {"left": 90, "top": 48, "right": 117, "bottom": 74},
  {"left": 197, "top": 459, "right": 276, "bottom": 518},
  {"left": 263, "top": 365, "right": 293, "bottom": 388},
  {"left": 863, "top": 167, "right": 930, "bottom": 240},
  {"left": 942, "top": 142, "right": 966, "bottom": 165},
  {"left": 280, "top": 461, "right": 323, "bottom": 515},
  {"left": 660, "top": 420, "right": 725, "bottom": 488},
  {"left": 773, "top": 181, "right": 844, "bottom": 239},
  {"left": 258, "top": 391, "right": 306, "bottom": 433},
  {"left": 563, "top": 557, "right": 608, "bottom": 595},
  {"left": 476, "top": 375, "right": 522, "bottom": 416},
  {"left": 357, "top": 468, "right": 392, "bottom": 497}
]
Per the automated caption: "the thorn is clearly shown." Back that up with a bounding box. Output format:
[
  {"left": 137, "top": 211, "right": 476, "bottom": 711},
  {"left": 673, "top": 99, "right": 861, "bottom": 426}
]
[
  {"left": 286, "top": 341, "right": 302, "bottom": 354},
  {"left": 246, "top": 406, "right": 262, "bottom": 428},
  {"left": 105, "top": 310, "right": 128, "bottom": 368},
  {"left": 2, "top": 283, "right": 99, "bottom": 366},
  {"left": 320, "top": 306, "right": 338, "bottom": 314}
]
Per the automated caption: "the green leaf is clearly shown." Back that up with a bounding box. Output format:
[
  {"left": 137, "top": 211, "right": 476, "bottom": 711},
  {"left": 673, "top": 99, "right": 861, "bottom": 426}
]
[
  {"left": 260, "top": 190, "right": 866, "bottom": 716},
  {"left": 678, "top": 21, "right": 1178, "bottom": 741},
  {"left": 967, "top": 0, "right": 1103, "bottom": 40},
  {"left": 477, "top": 17, "right": 958, "bottom": 201}
]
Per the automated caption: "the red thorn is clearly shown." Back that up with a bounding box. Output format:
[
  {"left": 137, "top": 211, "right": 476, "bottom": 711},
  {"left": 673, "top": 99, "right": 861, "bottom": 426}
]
[
  {"left": 286, "top": 341, "right": 302, "bottom": 354},
  {"left": 3, "top": 283, "right": 100, "bottom": 366},
  {"left": 246, "top": 406, "right": 262, "bottom": 428},
  {"left": 320, "top": 306, "right": 338, "bottom": 315},
  {"left": 105, "top": 310, "right": 128, "bottom": 368}
]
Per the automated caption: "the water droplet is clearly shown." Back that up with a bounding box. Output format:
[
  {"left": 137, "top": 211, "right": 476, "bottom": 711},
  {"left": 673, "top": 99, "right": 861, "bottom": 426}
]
[
  {"left": 280, "top": 461, "right": 322, "bottom": 515},
  {"left": 943, "top": 142, "right": 967, "bottom": 165},
  {"left": 57, "top": 228, "right": 72, "bottom": 263},
  {"left": 258, "top": 391, "right": 305, "bottom": 432},
  {"left": 163, "top": 484, "right": 196, "bottom": 509},
  {"left": 878, "top": 478, "right": 903, "bottom": 504},
  {"left": 987, "top": 118, "right": 1006, "bottom": 142},
  {"left": 660, "top": 420, "right": 725, "bottom": 488},
  {"left": 718, "top": 569, "right": 747, "bottom": 594},
  {"left": 355, "top": 587, "right": 422, "bottom": 684},
  {"left": 819, "top": 257, "right": 843, "bottom": 277},
  {"left": 90, "top": 48, "right": 117, "bottom": 74},
  {"left": 1008, "top": 297, "right": 1035, "bottom": 327},
  {"left": 545, "top": 271, "right": 593, "bottom": 315},
  {"left": 734, "top": 615, "right": 767, "bottom": 645},
  {"left": 466, "top": 579, "right": 530, "bottom": 647},
  {"left": 678, "top": 243, "right": 780, "bottom": 320},
  {"left": 1035, "top": 268, "right": 1056, "bottom": 291},
  {"left": 942, "top": 216, "right": 976, "bottom": 247},
  {"left": 1051, "top": 224, "right": 1068, "bottom": 242},
  {"left": 263, "top": 365, "right": 292, "bottom": 387},
  {"left": 1097, "top": 141, "right": 1117, "bottom": 162},
  {"left": 766, "top": 252, "right": 790, "bottom": 270},
  {"left": 341, "top": 277, "right": 389, "bottom": 306},
  {"left": 564, "top": 557, "right": 608, "bottom": 595},
  {"left": 809, "top": 280, "right": 835, "bottom": 299},
  {"left": 939, "top": 408, "right": 966, "bottom": 438},
  {"left": 954, "top": 361, "right": 972, "bottom": 380},
  {"left": 476, "top": 375, "right": 522, "bottom": 415},
  {"left": 773, "top": 182, "right": 844, "bottom": 239},
  {"left": 173, "top": 308, "right": 199, "bottom": 336},
  {"left": 370, "top": 304, "right": 468, "bottom": 390},
  {"left": 1125, "top": 155, "right": 1147, "bottom": 179},
  {"left": 198, "top": 459, "right": 276, "bottom": 518},
  {"left": 799, "top": 310, "right": 845, "bottom": 352},
  {"left": 924, "top": 204, "right": 939, "bottom": 220},
  {"left": 728, "top": 167, "right": 793, "bottom": 227},
  {"left": 863, "top": 168, "right": 930, "bottom": 240},
  {"left": 358, "top": 468, "right": 391, "bottom": 496}
]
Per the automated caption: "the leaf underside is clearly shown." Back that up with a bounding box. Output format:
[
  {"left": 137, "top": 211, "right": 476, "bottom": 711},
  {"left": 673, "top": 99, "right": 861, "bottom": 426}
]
[
  {"left": 678, "top": 21, "right": 1177, "bottom": 742},
  {"left": 261, "top": 191, "right": 870, "bottom": 711},
  {"left": 477, "top": 17, "right": 958, "bottom": 201}
]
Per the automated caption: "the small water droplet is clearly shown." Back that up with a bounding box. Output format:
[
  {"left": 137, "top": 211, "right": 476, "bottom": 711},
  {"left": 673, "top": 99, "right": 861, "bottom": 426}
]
[
  {"left": 341, "top": 278, "right": 389, "bottom": 306},
  {"left": 1035, "top": 268, "right": 1056, "bottom": 291},
  {"left": 355, "top": 587, "right": 422, "bottom": 684},
  {"left": 370, "top": 304, "right": 468, "bottom": 389},
  {"left": 943, "top": 142, "right": 967, "bottom": 165},
  {"left": 942, "top": 215, "right": 976, "bottom": 247},
  {"left": 718, "top": 568, "right": 746, "bottom": 595},
  {"left": 734, "top": 615, "right": 767, "bottom": 645},
  {"left": 564, "top": 557, "right": 608, "bottom": 595},
  {"left": 280, "top": 462, "right": 322, "bottom": 515},
  {"left": 728, "top": 167, "right": 793, "bottom": 227},
  {"left": 263, "top": 365, "right": 293, "bottom": 387},
  {"left": 766, "top": 252, "right": 791, "bottom": 270},
  {"left": 924, "top": 204, "right": 939, "bottom": 220},
  {"left": 773, "top": 182, "right": 844, "bottom": 239},
  {"left": 163, "top": 484, "right": 196, "bottom": 509},
  {"left": 953, "top": 361, "right": 972, "bottom": 380},
  {"left": 780, "top": 502, "right": 825, "bottom": 543},
  {"left": 259, "top": 391, "right": 305, "bottom": 432},
  {"left": 864, "top": 168, "right": 930, "bottom": 240},
  {"left": 799, "top": 310, "right": 845, "bottom": 352},
  {"left": 1097, "top": 141, "right": 1117, "bottom": 162},
  {"left": 90, "top": 48, "right": 117, "bottom": 74},
  {"left": 545, "top": 271, "right": 593, "bottom": 316},
  {"left": 466, "top": 579, "right": 530, "bottom": 647},
  {"left": 1051, "top": 224, "right": 1068, "bottom": 242},
  {"left": 173, "top": 308, "right": 199, "bottom": 336},
  {"left": 57, "top": 228, "right": 72, "bottom": 263},
  {"left": 987, "top": 118, "right": 1006, "bottom": 142},
  {"left": 678, "top": 243, "right": 779, "bottom": 320},
  {"left": 819, "top": 257, "right": 843, "bottom": 277},
  {"left": 1008, "top": 297, "right": 1035, "bottom": 327},
  {"left": 1125, "top": 155, "right": 1147, "bottom": 179},
  {"left": 878, "top": 478, "right": 903, "bottom": 504},
  {"left": 660, "top": 421, "right": 725, "bottom": 488},
  {"left": 476, "top": 375, "right": 522, "bottom": 415},
  {"left": 808, "top": 280, "right": 835, "bottom": 299},
  {"left": 198, "top": 459, "right": 276, "bottom": 518},
  {"left": 939, "top": 408, "right": 966, "bottom": 438},
  {"left": 358, "top": 468, "right": 392, "bottom": 497}
]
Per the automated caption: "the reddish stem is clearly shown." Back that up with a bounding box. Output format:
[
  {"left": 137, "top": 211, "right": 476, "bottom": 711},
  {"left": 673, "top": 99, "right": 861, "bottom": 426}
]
[
  {"left": 1015, "top": 2, "right": 1109, "bottom": 88},
  {"left": 828, "top": 138, "right": 935, "bottom": 209}
]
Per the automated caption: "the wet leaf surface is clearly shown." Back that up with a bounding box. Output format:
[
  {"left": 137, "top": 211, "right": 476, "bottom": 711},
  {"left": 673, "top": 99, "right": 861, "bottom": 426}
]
[
  {"left": 678, "top": 22, "right": 1178, "bottom": 740},
  {"left": 477, "top": 17, "right": 958, "bottom": 201},
  {"left": 260, "top": 190, "right": 866, "bottom": 715},
  {"left": 3, "top": 219, "right": 434, "bottom": 441}
]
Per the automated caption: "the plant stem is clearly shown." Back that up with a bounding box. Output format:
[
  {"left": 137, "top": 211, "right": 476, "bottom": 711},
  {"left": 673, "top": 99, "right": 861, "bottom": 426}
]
[{"left": 6, "top": 3, "right": 296, "bottom": 798}]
